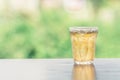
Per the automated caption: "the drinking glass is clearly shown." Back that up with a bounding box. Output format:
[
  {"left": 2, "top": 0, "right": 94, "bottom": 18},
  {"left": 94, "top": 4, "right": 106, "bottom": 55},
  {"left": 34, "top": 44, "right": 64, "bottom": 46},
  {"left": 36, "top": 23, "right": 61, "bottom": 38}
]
[{"left": 70, "top": 27, "right": 98, "bottom": 64}]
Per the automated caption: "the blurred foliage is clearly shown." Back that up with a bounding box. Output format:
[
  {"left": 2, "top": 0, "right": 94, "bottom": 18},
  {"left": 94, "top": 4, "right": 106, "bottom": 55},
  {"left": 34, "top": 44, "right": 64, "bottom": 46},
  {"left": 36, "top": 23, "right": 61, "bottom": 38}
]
[{"left": 0, "top": 0, "right": 120, "bottom": 58}]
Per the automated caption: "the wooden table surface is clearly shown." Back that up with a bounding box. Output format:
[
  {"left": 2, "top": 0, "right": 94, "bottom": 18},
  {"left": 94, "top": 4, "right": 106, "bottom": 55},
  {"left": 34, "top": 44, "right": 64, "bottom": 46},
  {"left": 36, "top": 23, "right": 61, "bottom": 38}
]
[{"left": 0, "top": 59, "right": 120, "bottom": 80}]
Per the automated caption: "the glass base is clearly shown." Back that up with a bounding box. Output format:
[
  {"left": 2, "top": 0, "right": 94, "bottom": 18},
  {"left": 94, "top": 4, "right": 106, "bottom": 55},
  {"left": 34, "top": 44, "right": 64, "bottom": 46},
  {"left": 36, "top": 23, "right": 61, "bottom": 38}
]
[{"left": 74, "top": 61, "right": 93, "bottom": 65}]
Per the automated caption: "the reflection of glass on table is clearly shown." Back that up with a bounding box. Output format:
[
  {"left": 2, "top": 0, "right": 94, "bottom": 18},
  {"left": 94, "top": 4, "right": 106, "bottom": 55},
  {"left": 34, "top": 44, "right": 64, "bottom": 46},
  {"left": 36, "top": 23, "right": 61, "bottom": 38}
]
[{"left": 72, "top": 64, "right": 96, "bottom": 80}]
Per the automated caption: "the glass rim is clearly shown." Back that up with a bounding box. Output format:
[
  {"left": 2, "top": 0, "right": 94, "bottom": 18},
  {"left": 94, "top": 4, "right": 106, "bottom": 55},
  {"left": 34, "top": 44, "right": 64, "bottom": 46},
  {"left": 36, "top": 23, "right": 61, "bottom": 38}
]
[{"left": 69, "top": 27, "right": 98, "bottom": 33}]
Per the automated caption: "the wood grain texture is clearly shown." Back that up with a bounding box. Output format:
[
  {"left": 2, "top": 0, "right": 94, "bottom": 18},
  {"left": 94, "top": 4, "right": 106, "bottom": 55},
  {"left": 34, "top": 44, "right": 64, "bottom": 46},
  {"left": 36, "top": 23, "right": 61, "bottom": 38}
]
[{"left": 0, "top": 59, "right": 119, "bottom": 80}]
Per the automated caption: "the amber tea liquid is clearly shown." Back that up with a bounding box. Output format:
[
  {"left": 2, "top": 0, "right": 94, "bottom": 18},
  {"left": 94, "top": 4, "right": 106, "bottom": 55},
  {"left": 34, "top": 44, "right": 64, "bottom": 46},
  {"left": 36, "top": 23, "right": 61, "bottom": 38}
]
[{"left": 70, "top": 27, "right": 98, "bottom": 64}]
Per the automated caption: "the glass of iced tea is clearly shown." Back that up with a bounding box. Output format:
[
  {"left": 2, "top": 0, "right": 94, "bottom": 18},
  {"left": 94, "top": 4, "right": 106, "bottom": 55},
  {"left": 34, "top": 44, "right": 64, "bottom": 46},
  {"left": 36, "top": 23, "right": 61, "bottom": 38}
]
[{"left": 70, "top": 27, "right": 98, "bottom": 64}]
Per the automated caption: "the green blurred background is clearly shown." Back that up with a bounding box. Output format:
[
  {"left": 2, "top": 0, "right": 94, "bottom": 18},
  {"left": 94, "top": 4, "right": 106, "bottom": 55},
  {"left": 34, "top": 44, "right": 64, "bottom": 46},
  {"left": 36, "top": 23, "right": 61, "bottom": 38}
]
[{"left": 0, "top": 0, "right": 120, "bottom": 58}]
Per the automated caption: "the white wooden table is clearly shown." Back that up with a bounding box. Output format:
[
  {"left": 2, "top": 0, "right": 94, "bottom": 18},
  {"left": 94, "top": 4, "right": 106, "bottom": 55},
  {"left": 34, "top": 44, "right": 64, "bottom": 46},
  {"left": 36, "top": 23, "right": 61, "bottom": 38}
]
[{"left": 0, "top": 59, "right": 120, "bottom": 80}]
